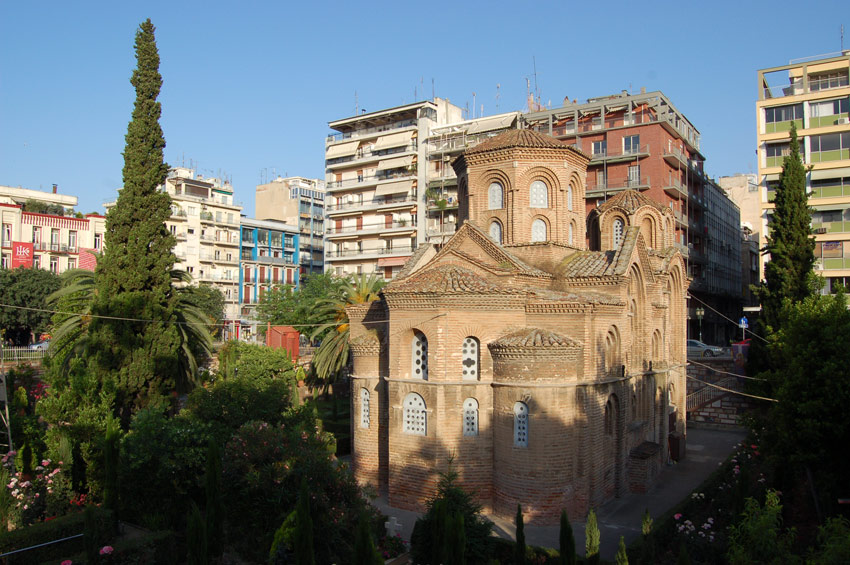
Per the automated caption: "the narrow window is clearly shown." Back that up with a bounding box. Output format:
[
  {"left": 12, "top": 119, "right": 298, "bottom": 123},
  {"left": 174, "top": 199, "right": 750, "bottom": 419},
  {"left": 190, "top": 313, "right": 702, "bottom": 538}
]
[
  {"left": 489, "top": 221, "right": 503, "bottom": 244},
  {"left": 569, "top": 221, "right": 575, "bottom": 245},
  {"left": 514, "top": 401, "right": 529, "bottom": 447},
  {"left": 531, "top": 219, "right": 547, "bottom": 242},
  {"left": 360, "top": 388, "right": 370, "bottom": 428},
  {"left": 461, "top": 337, "right": 479, "bottom": 380},
  {"left": 530, "top": 180, "right": 548, "bottom": 208},
  {"left": 412, "top": 332, "right": 428, "bottom": 380},
  {"left": 403, "top": 393, "right": 426, "bottom": 436},
  {"left": 488, "top": 182, "right": 504, "bottom": 210},
  {"left": 613, "top": 218, "right": 624, "bottom": 248},
  {"left": 567, "top": 183, "right": 574, "bottom": 211},
  {"left": 605, "top": 399, "right": 614, "bottom": 435},
  {"left": 463, "top": 398, "right": 479, "bottom": 436}
]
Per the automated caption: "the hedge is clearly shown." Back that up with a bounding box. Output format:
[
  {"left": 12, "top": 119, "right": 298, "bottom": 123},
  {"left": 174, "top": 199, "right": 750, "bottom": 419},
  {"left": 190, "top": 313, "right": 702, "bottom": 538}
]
[
  {"left": 0, "top": 507, "right": 113, "bottom": 564},
  {"left": 57, "top": 530, "right": 178, "bottom": 565}
]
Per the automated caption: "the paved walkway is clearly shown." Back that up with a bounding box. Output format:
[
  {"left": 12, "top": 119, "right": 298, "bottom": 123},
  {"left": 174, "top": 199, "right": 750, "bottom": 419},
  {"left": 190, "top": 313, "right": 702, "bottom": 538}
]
[{"left": 370, "top": 426, "right": 746, "bottom": 561}]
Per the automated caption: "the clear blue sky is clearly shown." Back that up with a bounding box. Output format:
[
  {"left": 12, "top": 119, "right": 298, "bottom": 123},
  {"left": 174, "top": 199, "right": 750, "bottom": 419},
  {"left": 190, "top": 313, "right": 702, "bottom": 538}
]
[{"left": 2, "top": 1, "right": 847, "bottom": 217}]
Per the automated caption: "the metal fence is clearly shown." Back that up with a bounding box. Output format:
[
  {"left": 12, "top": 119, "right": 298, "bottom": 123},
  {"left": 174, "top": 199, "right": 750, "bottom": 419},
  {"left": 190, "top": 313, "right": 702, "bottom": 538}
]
[{"left": 0, "top": 347, "right": 45, "bottom": 363}]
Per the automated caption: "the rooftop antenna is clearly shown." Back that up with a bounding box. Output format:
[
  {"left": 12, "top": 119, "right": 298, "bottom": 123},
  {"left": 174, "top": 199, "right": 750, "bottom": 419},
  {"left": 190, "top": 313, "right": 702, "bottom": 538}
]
[
  {"left": 354, "top": 90, "right": 358, "bottom": 115},
  {"left": 472, "top": 92, "right": 476, "bottom": 118},
  {"left": 496, "top": 83, "right": 501, "bottom": 112},
  {"left": 432, "top": 78, "right": 435, "bottom": 100},
  {"left": 533, "top": 56, "right": 540, "bottom": 108},
  {"left": 842, "top": 24, "right": 845, "bottom": 51}
]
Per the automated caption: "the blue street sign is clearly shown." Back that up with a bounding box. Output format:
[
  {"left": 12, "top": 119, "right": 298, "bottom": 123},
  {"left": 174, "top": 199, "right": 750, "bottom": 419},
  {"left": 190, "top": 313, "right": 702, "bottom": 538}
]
[{"left": 739, "top": 316, "right": 748, "bottom": 329}]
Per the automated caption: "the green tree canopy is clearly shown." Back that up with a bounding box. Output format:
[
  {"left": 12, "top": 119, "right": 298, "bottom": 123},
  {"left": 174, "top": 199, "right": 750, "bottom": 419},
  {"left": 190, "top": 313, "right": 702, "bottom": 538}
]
[
  {"left": 257, "top": 273, "right": 346, "bottom": 339},
  {"left": 0, "top": 267, "right": 61, "bottom": 345}
]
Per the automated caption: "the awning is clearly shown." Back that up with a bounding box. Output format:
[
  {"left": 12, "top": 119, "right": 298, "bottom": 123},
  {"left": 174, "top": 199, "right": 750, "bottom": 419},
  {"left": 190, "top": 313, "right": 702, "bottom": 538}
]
[
  {"left": 377, "top": 155, "right": 414, "bottom": 171},
  {"left": 326, "top": 140, "right": 359, "bottom": 159},
  {"left": 811, "top": 167, "right": 850, "bottom": 180},
  {"left": 811, "top": 203, "right": 849, "bottom": 211},
  {"left": 374, "top": 179, "right": 413, "bottom": 196},
  {"left": 372, "top": 131, "right": 414, "bottom": 151},
  {"left": 377, "top": 256, "right": 410, "bottom": 267},
  {"left": 606, "top": 104, "right": 628, "bottom": 113},
  {"left": 763, "top": 173, "right": 780, "bottom": 182},
  {"left": 466, "top": 114, "right": 517, "bottom": 134}
]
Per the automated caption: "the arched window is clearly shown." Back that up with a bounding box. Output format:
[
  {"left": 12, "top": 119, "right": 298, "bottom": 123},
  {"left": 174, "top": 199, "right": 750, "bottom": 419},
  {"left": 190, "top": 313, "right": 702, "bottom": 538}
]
[
  {"left": 569, "top": 221, "right": 575, "bottom": 245},
  {"left": 567, "top": 183, "right": 574, "bottom": 211},
  {"left": 613, "top": 218, "right": 625, "bottom": 248},
  {"left": 488, "top": 182, "right": 504, "bottom": 210},
  {"left": 403, "top": 393, "right": 426, "bottom": 435},
  {"left": 531, "top": 219, "right": 547, "bottom": 242},
  {"left": 360, "top": 388, "right": 370, "bottom": 428},
  {"left": 412, "top": 331, "right": 428, "bottom": 380},
  {"left": 462, "top": 337, "right": 479, "bottom": 380},
  {"left": 489, "top": 221, "right": 503, "bottom": 244},
  {"left": 514, "top": 401, "right": 529, "bottom": 447},
  {"left": 604, "top": 327, "right": 620, "bottom": 373},
  {"left": 604, "top": 398, "right": 614, "bottom": 436},
  {"left": 463, "top": 398, "right": 479, "bottom": 436},
  {"left": 530, "top": 180, "right": 548, "bottom": 208},
  {"left": 652, "top": 330, "right": 662, "bottom": 360}
]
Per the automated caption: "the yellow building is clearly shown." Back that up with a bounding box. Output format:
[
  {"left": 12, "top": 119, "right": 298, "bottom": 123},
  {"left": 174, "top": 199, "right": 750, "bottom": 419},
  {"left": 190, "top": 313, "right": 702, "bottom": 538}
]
[{"left": 757, "top": 51, "right": 850, "bottom": 290}]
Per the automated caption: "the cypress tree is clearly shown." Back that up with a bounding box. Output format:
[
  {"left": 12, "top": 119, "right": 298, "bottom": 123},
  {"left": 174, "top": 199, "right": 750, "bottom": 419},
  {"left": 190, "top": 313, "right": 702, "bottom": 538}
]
[
  {"left": 585, "top": 509, "right": 600, "bottom": 565},
  {"left": 514, "top": 504, "right": 526, "bottom": 565},
  {"left": 205, "top": 439, "right": 224, "bottom": 557},
  {"left": 752, "top": 122, "right": 816, "bottom": 376},
  {"left": 352, "top": 513, "right": 382, "bottom": 565},
  {"left": 446, "top": 512, "right": 466, "bottom": 565},
  {"left": 615, "top": 535, "right": 629, "bottom": 565},
  {"left": 88, "top": 18, "right": 182, "bottom": 421},
  {"left": 294, "top": 480, "right": 315, "bottom": 565},
  {"left": 103, "top": 420, "right": 120, "bottom": 519},
  {"left": 559, "top": 509, "right": 576, "bottom": 565},
  {"left": 187, "top": 501, "right": 208, "bottom": 565}
]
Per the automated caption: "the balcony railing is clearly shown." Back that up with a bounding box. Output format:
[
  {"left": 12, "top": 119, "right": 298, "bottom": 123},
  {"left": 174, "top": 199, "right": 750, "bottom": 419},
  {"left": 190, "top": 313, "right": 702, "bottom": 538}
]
[
  {"left": 325, "top": 144, "right": 417, "bottom": 169},
  {"left": 325, "top": 193, "right": 417, "bottom": 212},
  {"left": 32, "top": 242, "right": 78, "bottom": 253},
  {"left": 588, "top": 144, "right": 650, "bottom": 163},
  {"left": 586, "top": 176, "right": 651, "bottom": 194},
  {"left": 326, "top": 171, "right": 414, "bottom": 190},
  {"left": 327, "top": 220, "right": 416, "bottom": 235},
  {"left": 326, "top": 119, "right": 417, "bottom": 142},
  {"left": 327, "top": 245, "right": 415, "bottom": 258}
]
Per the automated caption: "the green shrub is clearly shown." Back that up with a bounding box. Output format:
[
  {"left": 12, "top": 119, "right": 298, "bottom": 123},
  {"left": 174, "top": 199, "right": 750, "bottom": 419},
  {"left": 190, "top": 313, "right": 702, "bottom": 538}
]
[
  {"left": 0, "top": 506, "right": 113, "bottom": 564},
  {"left": 59, "top": 529, "right": 178, "bottom": 565}
]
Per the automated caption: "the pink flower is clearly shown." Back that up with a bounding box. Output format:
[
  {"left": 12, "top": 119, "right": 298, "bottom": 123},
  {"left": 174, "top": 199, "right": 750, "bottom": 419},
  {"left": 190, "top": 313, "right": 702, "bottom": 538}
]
[
  {"left": 674, "top": 513, "right": 682, "bottom": 520},
  {"left": 62, "top": 561, "right": 73, "bottom": 565},
  {"left": 99, "top": 545, "right": 114, "bottom": 555}
]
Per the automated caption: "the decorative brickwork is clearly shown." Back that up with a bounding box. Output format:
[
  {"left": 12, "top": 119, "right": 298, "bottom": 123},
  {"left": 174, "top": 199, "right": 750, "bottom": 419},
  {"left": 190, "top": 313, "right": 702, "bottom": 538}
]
[{"left": 348, "top": 130, "right": 688, "bottom": 524}]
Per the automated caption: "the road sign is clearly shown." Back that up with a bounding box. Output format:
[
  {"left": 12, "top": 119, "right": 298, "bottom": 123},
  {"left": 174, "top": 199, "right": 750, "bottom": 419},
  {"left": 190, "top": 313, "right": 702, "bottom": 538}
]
[{"left": 739, "top": 316, "right": 749, "bottom": 329}]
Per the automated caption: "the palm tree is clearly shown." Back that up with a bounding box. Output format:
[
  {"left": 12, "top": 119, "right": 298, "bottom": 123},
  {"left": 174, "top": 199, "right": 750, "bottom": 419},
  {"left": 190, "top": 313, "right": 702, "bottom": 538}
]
[
  {"left": 308, "top": 273, "right": 384, "bottom": 392},
  {"left": 47, "top": 269, "right": 213, "bottom": 389}
]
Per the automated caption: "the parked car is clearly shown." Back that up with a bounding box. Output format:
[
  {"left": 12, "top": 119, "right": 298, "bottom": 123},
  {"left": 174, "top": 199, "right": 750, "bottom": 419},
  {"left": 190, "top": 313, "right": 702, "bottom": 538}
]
[
  {"left": 687, "top": 339, "right": 724, "bottom": 357},
  {"left": 28, "top": 340, "right": 50, "bottom": 351}
]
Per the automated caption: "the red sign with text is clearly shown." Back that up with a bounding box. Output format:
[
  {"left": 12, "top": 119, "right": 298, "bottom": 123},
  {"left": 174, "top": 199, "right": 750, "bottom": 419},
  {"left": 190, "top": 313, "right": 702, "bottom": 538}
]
[{"left": 11, "top": 242, "right": 34, "bottom": 268}]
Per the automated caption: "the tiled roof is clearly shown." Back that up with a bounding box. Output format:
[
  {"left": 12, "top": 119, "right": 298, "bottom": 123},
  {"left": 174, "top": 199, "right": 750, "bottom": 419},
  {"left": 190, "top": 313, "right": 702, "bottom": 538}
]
[
  {"left": 557, "top": 250, "right": 616, "bottom": 277},
  {"left": 597, "top": 189, "right": 667, "bottom": 213},
  {"left": 394, "top": 242, "right": 433, "bottom": 280},
  {"left": 465, "top": 129, "right": 575, "bottom": 155},
  {"left": 385, "top": 264, "right": 526, "bottom": 294},
  {"left": 490, "top": 328, "right": 580, "bottom": 348}
]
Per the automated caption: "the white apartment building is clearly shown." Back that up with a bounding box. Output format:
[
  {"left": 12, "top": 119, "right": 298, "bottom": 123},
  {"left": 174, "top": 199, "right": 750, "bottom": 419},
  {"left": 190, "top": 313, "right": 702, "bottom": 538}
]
[
  {"left": 324, "top": 99, "right": 463, "bottom": 279},
  {"left": 1, "top": 185, "right": 105, "bottom": 273},
  {"left": 162, "top": 168, "right": 243, "bottom": 323}
]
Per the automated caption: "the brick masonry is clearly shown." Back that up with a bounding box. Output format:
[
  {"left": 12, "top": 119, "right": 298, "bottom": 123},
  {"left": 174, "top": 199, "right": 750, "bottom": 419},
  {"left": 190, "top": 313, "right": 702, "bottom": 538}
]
[{"left": 348, "top": 130, "right": 689, "bottom": 525}]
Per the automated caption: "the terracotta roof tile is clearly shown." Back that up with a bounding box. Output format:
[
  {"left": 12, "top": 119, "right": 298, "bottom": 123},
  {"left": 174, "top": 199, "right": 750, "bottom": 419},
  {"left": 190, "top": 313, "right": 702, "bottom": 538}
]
[
  {"left": 597, "top": 189, "right": 667, "bottom": 214},
  {"left": 557, "top": 250, "right": 616, "bottom": 277},
  {"left": 464, "top": 129, "right": 586, "bottom": 157},
  {"left": 490, "top": 328, "right": 580, "bottom": 348},
  {"left": 385, "top": 264, "right": 526, "bottom": 294}
]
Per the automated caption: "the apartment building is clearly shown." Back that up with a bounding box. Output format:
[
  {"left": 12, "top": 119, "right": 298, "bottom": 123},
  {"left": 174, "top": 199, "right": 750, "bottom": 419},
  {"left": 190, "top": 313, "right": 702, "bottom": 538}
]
[
  {"left": 1, "top": 185, "right": 105, "bottom": 273},
  {"left": 523, "top": 90, "right": 742, "bottom": 344},
  {"left": 424, "top": 112, "right": 519, "bottom": 244},
  {"left": 719, "top": 174, "right": 762, "bottom": 306},
  {"left": 757, "top": 52, "right": 850, "bottom": 293},
  {"left": 324, "top": 99, "right": 463, "bottom": 279},
  {"left": 238, "top": 217, "right": 300, "bottom": 340},
  {"left": 255, "top": 176, "right": 325, "bottom": 275},
  {"left": 158, "top": 168, "right": 243, "bottom": 324}
]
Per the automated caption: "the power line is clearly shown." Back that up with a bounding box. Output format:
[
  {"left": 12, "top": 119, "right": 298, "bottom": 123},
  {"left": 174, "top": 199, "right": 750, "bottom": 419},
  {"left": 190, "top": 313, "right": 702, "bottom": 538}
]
[
  {"left": 687, "top": 359, "right": 767, "bottom": 381},
  {"left": 686, "top": 374, "right": 777, "bottom": 403},
  {"left": 687, "top": 293, "right": 769, "bottom": 344}
]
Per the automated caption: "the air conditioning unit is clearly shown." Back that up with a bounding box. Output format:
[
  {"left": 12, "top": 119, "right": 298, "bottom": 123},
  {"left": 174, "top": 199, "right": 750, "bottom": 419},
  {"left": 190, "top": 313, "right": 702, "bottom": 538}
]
[
  {"left": 837, "top": 118, "right": 850, "bottom": 125},
  {"left": 814, "top": 227, "right": 828, "bottom": 234}
]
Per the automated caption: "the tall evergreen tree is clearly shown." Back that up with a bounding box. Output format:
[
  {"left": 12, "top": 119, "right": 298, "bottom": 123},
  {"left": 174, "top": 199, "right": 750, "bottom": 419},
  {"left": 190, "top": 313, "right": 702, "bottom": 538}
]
[
  {"left": 514, "top": 504, "right": 526, "bottom": 565},
  {"left": 87, "top": 18, "right": 183, "bottom": 419},
  {"left": 585, "top": 509, "right": 600, "bottom": 565},
  {"left": 559, "top": 509, "right": 576, "bottom": 565},
  {"left": 756, "top": 122, "right": 815, "bottom": 333}
]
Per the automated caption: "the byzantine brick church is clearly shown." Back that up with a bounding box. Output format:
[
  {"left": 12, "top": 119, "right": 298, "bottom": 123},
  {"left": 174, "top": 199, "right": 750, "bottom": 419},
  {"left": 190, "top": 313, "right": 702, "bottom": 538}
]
[{"left": 347, "top": 129, "right": 688, "bottom": 524}]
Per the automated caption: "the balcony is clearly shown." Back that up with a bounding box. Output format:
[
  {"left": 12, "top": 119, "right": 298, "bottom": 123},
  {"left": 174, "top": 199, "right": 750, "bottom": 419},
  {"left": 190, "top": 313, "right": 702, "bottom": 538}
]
[
  {"left": 326, "top": 193, "right": 417, "bottom": 215},
  {"left": 426, "top": 197, "right": 459, "bottom": 211},
  {"left": 326, "top": 171, "right": 415, "bottom": 192},
  {"left": 663, "top": 180, "right": 689, "bottom": 200},
  {"left": 327, "top": 245, "right": 416, "bottom": 260},
  {"left": 325, "top": 144, "right": 417, "bottom": 171},
  {"left": 327, "top": 220, "right": 417, "bottom": 239},
  {"left": 662, "top": 146, "right": 688, "bottom": 168},
  {"left": 589, "top": 144, "right": 650, "bottom": 164},
  {"left": 586, "top": 176, "right": 651, "bottom": 197},
  {"left": 326, "top": 119, "right": 417, "bottom": 143},
  {"left": 200, "top": 233, "right": 239, "bottom": 246},
  {"left": 811, "top": 220, "right": 850, "bottom": 234},
  {"left": 426, "top": 223, "right": 457, "bottom": 237},
  {"left": 34, "top": 242, "right": 78, "bottom": 253}
]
